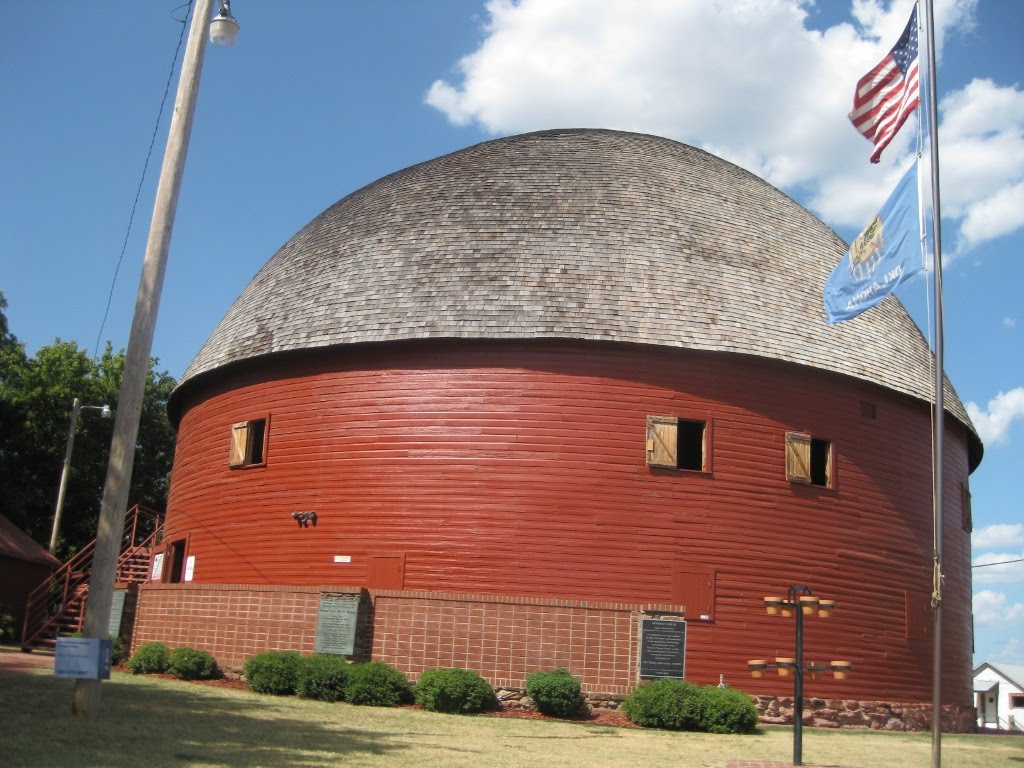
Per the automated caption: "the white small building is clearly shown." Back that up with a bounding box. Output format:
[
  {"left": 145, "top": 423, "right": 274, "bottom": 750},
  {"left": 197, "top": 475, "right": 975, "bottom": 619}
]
[{"left": 974, "top": 661, "right": 1024, "bottom": 731}]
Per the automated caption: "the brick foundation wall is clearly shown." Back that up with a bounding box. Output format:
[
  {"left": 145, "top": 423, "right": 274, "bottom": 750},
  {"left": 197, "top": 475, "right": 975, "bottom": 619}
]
[
  {"left": 133, "top": 583, "right": 679, "bottom": 694},
  {"left": 367, "top": 590, "right": 682, "bottom": 695},
  {"left": 132, "top": 583, "right": 361, "bottom": 669}
]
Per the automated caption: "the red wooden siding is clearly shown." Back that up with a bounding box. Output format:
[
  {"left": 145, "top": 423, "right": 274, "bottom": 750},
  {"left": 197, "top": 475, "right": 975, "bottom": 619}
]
[{"left": 164, "top": 339, "right": 974, "bottom": 705}]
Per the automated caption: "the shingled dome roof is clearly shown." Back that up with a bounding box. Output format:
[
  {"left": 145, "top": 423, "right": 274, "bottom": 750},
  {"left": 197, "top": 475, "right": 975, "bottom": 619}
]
[{"left": 178, "top": 129, "right": 979, "bottom": 463}]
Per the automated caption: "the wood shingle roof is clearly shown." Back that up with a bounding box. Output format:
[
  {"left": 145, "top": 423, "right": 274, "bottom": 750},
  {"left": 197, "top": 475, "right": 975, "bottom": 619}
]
[{"left": 176, "top": 129, "right": 980, "bottom": 464}]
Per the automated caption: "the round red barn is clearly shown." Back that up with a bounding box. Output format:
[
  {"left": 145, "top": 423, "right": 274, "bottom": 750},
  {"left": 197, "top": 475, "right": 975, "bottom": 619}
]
[{"left": 150, "top": 129, "right": 981, "bottom": 725}]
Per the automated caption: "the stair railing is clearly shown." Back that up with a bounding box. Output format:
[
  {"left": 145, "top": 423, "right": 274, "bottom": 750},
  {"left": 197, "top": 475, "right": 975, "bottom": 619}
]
[{"left": 20, "top": 504, "right": 163, "bottom": 651}]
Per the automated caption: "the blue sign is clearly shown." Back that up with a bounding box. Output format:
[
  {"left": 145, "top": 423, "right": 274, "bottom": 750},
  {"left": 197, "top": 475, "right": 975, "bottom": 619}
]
[{"left": 54, "top": 637, "right": 112, "bottom": 680}]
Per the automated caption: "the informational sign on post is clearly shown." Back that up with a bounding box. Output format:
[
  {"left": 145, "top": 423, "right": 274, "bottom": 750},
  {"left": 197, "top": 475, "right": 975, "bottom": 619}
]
[{"left": 54, "top": 637, "right": 112, "bottom": 680}]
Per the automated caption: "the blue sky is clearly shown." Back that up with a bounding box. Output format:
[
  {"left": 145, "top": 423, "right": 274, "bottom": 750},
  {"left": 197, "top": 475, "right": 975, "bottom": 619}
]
[{"left": 1, "top": 1, "right": 1021, "bottom": 667}]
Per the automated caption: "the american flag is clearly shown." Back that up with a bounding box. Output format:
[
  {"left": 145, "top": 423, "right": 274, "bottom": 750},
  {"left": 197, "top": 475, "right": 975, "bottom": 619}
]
[{"left": 849, "top": 6, "right": 920, "bottom": 164}]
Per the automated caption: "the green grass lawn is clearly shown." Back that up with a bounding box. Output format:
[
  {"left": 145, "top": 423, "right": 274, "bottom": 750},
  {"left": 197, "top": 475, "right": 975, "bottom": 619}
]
[{"left": 0, "top": 668, "right": 1020, "bottom": 767}]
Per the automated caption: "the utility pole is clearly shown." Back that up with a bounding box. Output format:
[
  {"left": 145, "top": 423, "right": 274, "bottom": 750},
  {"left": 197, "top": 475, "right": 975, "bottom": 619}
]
[{"left": 72, "top": 0, "right": 216, "bottom": 717}]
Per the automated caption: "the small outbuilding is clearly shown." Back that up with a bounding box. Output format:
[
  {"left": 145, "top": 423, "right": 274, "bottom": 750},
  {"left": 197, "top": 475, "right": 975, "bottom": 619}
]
[
  {"left": 974, "top": 661, "right": 1024, "bottom": 731},
  {"left": 0, "top": 513, "right": 59, "bottom": 641}
]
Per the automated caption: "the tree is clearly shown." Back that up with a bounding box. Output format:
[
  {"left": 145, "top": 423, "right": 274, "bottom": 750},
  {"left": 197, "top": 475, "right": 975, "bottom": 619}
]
[
  {"left": 0, "top": 291, "right": 31, "bottom": 534},
  {"left": 0, "top": 294, "right": 177, "bottom": 557}
]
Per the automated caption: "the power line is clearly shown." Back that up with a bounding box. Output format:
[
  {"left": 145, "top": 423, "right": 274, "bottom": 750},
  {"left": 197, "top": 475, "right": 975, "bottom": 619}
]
[
  {"left": 972, "top": 557, "right": 1024, "bottom": 568},
  {"left": 92, "top": 1, "right": 194, "bottom": 360}
]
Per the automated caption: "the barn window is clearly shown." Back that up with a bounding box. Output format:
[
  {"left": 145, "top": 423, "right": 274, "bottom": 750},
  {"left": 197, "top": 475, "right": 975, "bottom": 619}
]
[
  {"left": 646, "top": 416, "right": 708, "bottom": 471},
  {"left": 1011, "top": 694, "right": 1024, "bottom": 709},
  {"left": 785, "top": 431, "right": 832, "bottom": 487},
  {"left": 229, "top": 418, "right": 267, "bottom": 468}
]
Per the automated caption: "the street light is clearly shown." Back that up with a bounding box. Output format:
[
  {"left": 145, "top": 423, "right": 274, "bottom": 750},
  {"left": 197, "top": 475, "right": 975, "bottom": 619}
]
[
  {"left": 71, "top": 0, "right": 237, "bottom": 718},
  {"left": 747, "top": 586, "right": 851, "bottom": 767},
  {"left": 209, "top": 0, "right": 239, "bottom": 47},
  {"left": 49, "top": 398, "right": 113, "bottom": 555}
]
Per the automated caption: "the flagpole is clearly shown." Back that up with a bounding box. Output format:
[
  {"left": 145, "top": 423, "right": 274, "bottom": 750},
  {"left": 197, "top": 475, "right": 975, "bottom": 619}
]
[{"left": 921, "top": 1, "right": 945, "bottom": 765}]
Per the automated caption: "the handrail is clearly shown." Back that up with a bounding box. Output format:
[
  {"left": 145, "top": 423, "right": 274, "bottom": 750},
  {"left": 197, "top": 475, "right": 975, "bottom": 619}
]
[{"left": 21, "top": 504, "right": 163, "bottom": 650}]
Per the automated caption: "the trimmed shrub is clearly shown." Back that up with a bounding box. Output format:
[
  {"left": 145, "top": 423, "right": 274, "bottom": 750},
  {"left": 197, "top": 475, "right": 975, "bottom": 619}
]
[
  {"left": 344, "top": 662, "right": 413, "bottom": 707},
  {"left": 297, "top": 654, "right": 351, "bottom": 702},
  {"left": 525, "top": 668, "right": 584, "bottom": 718},
  {"left": 168, "top": 646, "right": 219, "bottom": 681},
  {"left": 126, "top": 642, "right": 171, "bottom": 675},
  {"left": 243, "top": 650, "right": 303, "bottom": 695},
  {"left": 622, "top": 680, "right": 758, "bottom": 734},
  {"left": 414, "top": 668, "right": 497, "bottom": 714},
  {"left": 621, "top": 679, "right": 703, "bottom": 730},
  {"left": 693, "top": 685, "right": 759, "bottom": 734}
]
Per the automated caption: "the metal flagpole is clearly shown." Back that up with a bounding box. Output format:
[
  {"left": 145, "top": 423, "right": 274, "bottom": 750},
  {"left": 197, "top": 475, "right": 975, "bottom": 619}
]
[{"left": 921, "top": 1, "right": 946, "bottom": 765}]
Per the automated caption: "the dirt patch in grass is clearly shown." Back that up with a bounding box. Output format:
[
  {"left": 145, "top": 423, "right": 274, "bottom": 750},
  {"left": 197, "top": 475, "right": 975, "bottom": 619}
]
[{"left": 483, "top": 706, "right": 637, "bottom": 728}]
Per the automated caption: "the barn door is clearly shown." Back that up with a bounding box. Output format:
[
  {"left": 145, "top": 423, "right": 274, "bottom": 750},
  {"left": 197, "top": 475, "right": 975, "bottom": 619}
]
[
  {"left": 368, "top": 554, "right": 406, "bottom": 589},
  {"left": 672, "top": 567, "right": 715, "bottom": 620}
]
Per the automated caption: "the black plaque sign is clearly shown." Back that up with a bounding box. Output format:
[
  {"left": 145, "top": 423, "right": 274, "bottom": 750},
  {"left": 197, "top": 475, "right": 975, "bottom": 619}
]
[
  {"left": 314, "top": 595, "right": 359, "bottom": 655},
  {"left": 639, "top": 617, "right": 686, "bottom": 678},
  {"left": 108, "top": 589, "right": 126, "bottom": 637}
]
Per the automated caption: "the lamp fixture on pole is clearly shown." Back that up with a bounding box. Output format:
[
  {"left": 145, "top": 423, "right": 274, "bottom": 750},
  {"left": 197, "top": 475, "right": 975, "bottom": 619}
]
[
  {"left": 748, "top": 587, "right": 850, "bottom": 767},
  {"left": 209, "top": 0, "right": 239, "bottom": 47},
  {"left": 49, "top": 398, "right": 112, "bottom": 555}
]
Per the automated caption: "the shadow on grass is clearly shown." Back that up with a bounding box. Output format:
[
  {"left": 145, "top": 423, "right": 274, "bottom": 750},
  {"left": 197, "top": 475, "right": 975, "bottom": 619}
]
[{"left": 0, "top": 671, "right": 402, "bottom": 767}]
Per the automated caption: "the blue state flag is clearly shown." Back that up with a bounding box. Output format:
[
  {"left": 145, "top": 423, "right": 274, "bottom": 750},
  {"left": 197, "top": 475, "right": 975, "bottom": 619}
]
[{"left": 824, "top": 161, "right": 923, "bottom": 324}]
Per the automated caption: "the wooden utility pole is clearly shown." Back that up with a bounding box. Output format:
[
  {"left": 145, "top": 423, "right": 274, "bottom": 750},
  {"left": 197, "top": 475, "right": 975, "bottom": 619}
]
[{"left": 72, "top": 0, "right": 215, "bottom": 717}]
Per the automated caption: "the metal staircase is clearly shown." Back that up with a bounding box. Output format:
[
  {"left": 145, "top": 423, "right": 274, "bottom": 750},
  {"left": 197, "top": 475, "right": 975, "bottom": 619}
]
[{"left": 20, "top": 504, "right": 163, "bottom": 651}]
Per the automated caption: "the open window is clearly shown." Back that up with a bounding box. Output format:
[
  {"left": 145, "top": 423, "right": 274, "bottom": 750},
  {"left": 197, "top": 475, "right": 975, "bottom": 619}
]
[
  {"left": 646, "top": 416, "right": 708, "bottom": 471},
  {"left": 785, "top": 431, "right": 832, "bottom": 487},
  {"left": 229, "top": 418, "right": 267, "bottom": 468}
]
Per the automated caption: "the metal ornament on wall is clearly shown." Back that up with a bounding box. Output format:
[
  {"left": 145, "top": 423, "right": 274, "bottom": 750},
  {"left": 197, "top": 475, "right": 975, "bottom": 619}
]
[{"left": 291, "top": 511, "right": 318, "bottom": 528}]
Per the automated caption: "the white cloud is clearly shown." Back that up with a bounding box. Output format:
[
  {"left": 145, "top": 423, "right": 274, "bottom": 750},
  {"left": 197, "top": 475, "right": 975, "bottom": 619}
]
[
  {"left": 939, "top": 78, "right": 1024, "bottom": 254},
  {"left": 973, "top": 524, "right": 1024, "bottom": 550},
  {"left": 972, "top": 553, "right": 1024, "bottom": 585},
  {"left": 973, "top": 590, "right": 1024, "bottom": 625},
  {"left": 1005, "top": 317, "right": 1018, "bottom": 328},
  {"left": 426, "top": 0, "right": 1024, "bottom": 258},
  {"left": 966, "top": 387, "right": 1024, "bottom": 445}
]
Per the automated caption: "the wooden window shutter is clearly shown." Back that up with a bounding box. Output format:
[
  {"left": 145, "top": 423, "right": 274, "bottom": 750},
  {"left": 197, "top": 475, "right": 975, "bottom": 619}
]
[
  {"left": 229, "top": 421, "right": 250, "bottom": 467},
  {"left": 646, "top": 416, "right": 678, "bottom": 468},
  {"left": 785, "top": 431, "right": 812, "bottom": 483}
]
